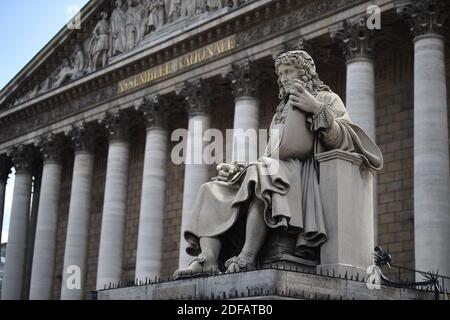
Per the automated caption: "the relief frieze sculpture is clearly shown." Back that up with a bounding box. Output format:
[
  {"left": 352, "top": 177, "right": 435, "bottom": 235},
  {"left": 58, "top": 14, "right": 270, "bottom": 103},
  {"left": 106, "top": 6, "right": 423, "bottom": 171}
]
[{"left": 12, "top": 0, "right": 252, "bottom": 106}]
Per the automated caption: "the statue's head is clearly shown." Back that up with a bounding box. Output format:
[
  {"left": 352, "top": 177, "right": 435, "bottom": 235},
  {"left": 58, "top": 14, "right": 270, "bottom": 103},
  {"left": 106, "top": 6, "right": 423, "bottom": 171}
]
[
  {"left": 275, "top": 50, "right": 331, "bottom": 100},
  {"left": 100, "top": 11, "right": 108, "bottom": 20},
  {"left": 115, "top": 0, "right": 123, "bottom": 7}
]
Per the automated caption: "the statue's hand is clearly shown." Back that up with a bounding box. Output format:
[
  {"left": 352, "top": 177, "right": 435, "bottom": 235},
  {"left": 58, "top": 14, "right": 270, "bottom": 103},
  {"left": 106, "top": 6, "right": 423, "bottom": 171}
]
[
  {"left": 288, "top": 80, "right": 322, "bottom": 115},
  {"left": 215, "top": 163, "right": 237, "bottom": 182}
]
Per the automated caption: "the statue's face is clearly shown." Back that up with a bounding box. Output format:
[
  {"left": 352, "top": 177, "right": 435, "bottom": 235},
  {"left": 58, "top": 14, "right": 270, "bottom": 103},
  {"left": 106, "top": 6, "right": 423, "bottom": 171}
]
[
  {"left": 277, "top": 64, "right": 298, "bottom": 91},
  {"left": 277, "top": 61, "right": 314, "bottom": 99}
]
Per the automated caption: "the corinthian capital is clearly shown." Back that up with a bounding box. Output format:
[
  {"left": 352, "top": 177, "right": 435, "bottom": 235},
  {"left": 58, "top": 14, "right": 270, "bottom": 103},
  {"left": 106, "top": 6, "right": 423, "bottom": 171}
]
[
  {"left": 36, "top": 133, "right": 64, "bottom": 164},
  {"left": 99, "top": 110, "right": 130, "bottom": 141},
  {"left": 227, "top": 61, "right": 261, "bottom": 98},
  {"left": 331, "top": 16, "right": 377, "bottom": 61},
  {"left": 395, "top": 0, "right": 450, "bottom": 37},
  {"left": 0, "top": 155, "right": 12, "bottom": 183},
  {"left": 136, "top": 94, "right": 170, "bottom": 130},
  {"left": 68, "top": 122, "right": 95, "bottom": 153},
  {"left": 7, "top": 145, "right": 35, "bottom": 174},
  {"left": 177, "top": 79, "right": 214, "bottom": 116}
]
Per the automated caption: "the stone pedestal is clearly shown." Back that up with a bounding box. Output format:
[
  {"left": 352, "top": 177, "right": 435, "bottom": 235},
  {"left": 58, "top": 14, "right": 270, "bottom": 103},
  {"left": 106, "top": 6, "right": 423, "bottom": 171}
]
[
  {"left": 316, "top": 150, "right": 374, "bottom": 278},
  {"left": 97, "top": 269, "right": 437, "bottom": 300}
]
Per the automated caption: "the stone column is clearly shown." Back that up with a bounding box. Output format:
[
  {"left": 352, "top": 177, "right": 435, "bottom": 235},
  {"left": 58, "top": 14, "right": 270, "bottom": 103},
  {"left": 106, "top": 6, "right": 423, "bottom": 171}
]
[
  {"left": 0, "top": 156, "right": 12, "bottom": 246},
  {"left": 22, "top": 166, "right": 41, "bottom": 300},
  {"left": 178, "top": 79, "right": 213, "bottom": 268},
  {"left": 135, "top": 95, "right": 169, "bottom": 282},
  {"left": 29, "top": 134, "right": 64, "bottom": 300},
  {"left": 61, "top": 123, "right": 95, "bottom": 300},
  {"left": 1, "top": 146, "right": 33, "bottom": 300},
  {"left": 228, "top": 61, "right": 261, "bottom": 162},
  {"left": 333, "top": 17, "right": 377, "bottom": 140},
  {"left": 96, "top": 111, "right": 130, "bottom": 290},
  {"left": 396, "top": 0, "right": 450, "bottom": 279},
  {"left": 332, "top": 16, "right": 379, "bottom": 244}
]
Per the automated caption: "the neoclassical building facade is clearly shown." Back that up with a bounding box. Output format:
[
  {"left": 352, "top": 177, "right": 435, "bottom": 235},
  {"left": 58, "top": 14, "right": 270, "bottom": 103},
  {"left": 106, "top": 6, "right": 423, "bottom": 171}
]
[{"left": 0, "top": 0, "right": 449, "bottom": 300}]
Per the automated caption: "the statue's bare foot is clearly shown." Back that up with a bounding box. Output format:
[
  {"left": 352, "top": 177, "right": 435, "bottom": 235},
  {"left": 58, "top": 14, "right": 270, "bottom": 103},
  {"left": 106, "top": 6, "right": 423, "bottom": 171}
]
[
  {"left": 225, "top": 256, "right": 252, "bottom": 274},
  {"left": 173, "top": 254, "right": 221, "bottom": 280}
]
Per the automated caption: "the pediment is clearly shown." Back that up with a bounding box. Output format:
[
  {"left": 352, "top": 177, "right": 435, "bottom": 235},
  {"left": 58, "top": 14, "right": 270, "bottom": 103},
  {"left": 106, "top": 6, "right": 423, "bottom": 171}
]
[{"left": 0, "top": 0, "right": 245, "bottom": 111}]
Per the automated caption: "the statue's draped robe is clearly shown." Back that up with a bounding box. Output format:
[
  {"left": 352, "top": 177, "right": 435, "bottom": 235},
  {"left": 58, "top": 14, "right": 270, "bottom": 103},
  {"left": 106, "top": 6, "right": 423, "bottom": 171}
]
[{"left": 184, "top": 91, "right": 383, "bottom": 259}]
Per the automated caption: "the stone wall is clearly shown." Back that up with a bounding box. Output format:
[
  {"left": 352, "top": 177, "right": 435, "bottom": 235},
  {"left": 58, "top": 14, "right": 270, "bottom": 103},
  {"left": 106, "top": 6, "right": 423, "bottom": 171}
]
[
  {"left": 122, "top": 129, "right": 145, "bottom": 283},
  {"left": 51, "top": 153, "right": 73, "bottom": 299},
  {"left": 375, "top": 44, "right": 415, "bottom": 281}
]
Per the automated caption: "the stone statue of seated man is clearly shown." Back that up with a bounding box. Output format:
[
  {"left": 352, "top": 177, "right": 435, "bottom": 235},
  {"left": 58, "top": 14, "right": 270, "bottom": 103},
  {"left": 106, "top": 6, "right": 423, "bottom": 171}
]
[{"left": 174, "top": 50, "right": 383, "bottom": 279}]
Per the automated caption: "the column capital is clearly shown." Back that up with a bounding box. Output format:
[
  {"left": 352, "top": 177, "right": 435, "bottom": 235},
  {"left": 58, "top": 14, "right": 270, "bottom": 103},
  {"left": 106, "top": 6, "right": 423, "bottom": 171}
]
[
  {"left": 395, "top": 0, "right": 450, "bottom": 37},
  {"left": 35, "top": 133, "right": 64, "bottom": 164},
  {"left": 0, "top": 155, "right": 12, "bottom": 183},
  {"left": 227, "top": 60, "right": 261, "bottom": 99},
  {"left": 68, "top": 122, "right": 96, "bottom": 153},
  {"left": 331, "top": 16, "right": 377, "bottom": 61},
  {"left": 136, "top": 94, "right": 170, "bottom": 130},
  {"left": 99, "top": 110, "right": 130, "bottom": 141},
  {"left": 7, "top": 145, "right": 35, "bottom": 174},
  {"left": 177, "top": 79, "right": 214, "bottom": 116}
]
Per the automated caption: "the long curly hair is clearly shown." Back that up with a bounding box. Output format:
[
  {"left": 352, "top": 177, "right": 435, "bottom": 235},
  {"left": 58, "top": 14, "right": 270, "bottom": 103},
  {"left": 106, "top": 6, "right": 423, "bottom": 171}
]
[{"left": 275, "top": 50, "right": 331, "bottom": 99}]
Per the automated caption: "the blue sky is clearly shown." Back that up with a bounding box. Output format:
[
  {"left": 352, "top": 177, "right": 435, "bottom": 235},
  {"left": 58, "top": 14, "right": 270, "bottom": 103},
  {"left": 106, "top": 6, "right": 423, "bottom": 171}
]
[
  {"left": 1, "top": 0, "right": 89, "bottom": 243},
  {"left": 0, "top": 0, "right": 90, "bottom": 90}
]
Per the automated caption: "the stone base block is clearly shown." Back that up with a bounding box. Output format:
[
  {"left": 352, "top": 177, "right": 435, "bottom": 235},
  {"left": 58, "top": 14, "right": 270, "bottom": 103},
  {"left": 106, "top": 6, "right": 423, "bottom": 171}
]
[{"left": 97, "top": 269, "right": 439, "bottom": 300}]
